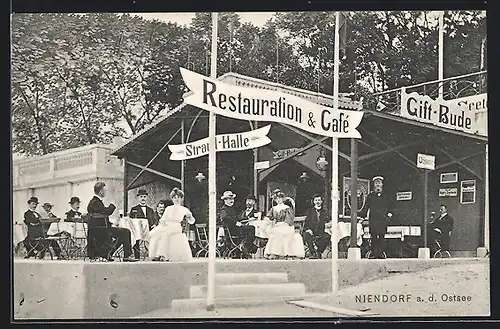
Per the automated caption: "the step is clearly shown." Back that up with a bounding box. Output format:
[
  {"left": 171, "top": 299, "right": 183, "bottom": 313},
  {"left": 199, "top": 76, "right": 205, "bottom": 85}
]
[
  {"left": 170, "top": 295, "right": 305, "bottom": 313},
  {"left": 189, "top": 283, "right": 306, "bottom": 299},
  {"left": 215, "top": 272, "right": 288, "bottom": 285}
]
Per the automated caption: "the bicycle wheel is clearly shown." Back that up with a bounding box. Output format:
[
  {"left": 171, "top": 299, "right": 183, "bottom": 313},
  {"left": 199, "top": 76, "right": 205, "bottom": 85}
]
[{"left": 433, "top": 250, "right": 443, "bottom": 258}]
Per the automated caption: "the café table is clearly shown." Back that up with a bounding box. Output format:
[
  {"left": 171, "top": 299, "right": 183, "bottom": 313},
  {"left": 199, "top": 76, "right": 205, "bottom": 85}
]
[
  {"left": 47, "top": 221, "right": 88, "bottom": 239},
  {"left": 118, "top": 217, "right": 150, "bottom": 243},
  {"left": 325, "top": 222, "right": 364, "bottom": 246},
  {"left": 13, "top": 223, "right": 27, "bottom": 247}
]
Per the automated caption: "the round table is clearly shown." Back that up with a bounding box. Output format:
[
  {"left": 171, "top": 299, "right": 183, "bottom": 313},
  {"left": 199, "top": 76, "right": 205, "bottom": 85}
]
[
  {"left": 13, "top": 224, "right": 27, "bottom": 246},
  {"left": 118, "top": 217, "right": 150, "bottom": 243},
  {"left": 324, "top": 222, "right": 364, "bottom": 246},
  {"left": 47, "top": 222, "right": 88, "bottom": 239}
]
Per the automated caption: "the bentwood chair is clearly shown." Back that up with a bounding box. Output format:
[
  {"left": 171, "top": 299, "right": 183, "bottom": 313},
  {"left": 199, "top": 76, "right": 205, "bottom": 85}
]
[{"left": 194, "top": 224, "right": 222, "bottom": 258}]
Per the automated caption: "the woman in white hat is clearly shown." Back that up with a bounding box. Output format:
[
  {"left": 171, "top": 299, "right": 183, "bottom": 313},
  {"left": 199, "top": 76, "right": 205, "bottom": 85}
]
[
  {"left": 147, "top": 188, "right": 195, "bottom": 261},
  {"left": 262, "top": 192, "right": 305, "bottom": 259}
]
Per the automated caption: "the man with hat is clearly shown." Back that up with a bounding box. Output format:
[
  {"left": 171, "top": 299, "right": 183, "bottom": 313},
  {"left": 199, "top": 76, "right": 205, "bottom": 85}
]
[
  {"left": 65, "top": 197, "right": 83, "bottom": 222},
  {"left": 365, "top": 176, "right": 394, "bottom": 259},
  {"left": 41, "top": 202, "right": 57, "bottom": 219},
  {"left": 129, "top": 189, "right": 156, "bottom": 259},
  {"left": 269, "top": 188, "right": 282, "bottom": 209},
  {"left": 237, "top": 195, "right": 259, "bottom": 255},
  {"left": 23, "top": 197, "right": 63, "bottom": 259}
]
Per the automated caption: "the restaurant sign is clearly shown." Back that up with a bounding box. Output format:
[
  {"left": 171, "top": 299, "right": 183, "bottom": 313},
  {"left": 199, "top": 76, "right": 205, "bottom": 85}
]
[
  {"left": 400, "top": 90, "right": 485, "bottom": 134},
  {"left": 168, "top": 125, "right": 271, "bottom": 161},
  {"left": 180, "top": 68, "right": 364, "bottom": 138}
]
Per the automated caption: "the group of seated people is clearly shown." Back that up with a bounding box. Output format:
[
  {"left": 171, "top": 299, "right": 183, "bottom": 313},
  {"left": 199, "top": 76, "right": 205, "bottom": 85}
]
[
  {"left": 22, "top": 196, "right": 87, "bottom": 260},
  {"left": 216, "top": 189, "right": 333, "bottom": 260}
]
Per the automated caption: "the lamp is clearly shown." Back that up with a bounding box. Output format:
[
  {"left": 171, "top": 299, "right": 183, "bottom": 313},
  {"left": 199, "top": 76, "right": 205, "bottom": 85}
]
[
  {"left": 316, "top": 148, "right": 328, "bottom": 171},
  {"left": 299, "top": 172, "right": 309, "bottom": 182},
  {"left": 195, "top": 171, "right": 206, "bottom": 182}
]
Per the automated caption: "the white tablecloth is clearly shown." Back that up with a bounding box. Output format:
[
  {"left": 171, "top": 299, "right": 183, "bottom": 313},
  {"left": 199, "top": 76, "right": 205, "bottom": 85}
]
[
  {"left": 325, "top": 222, "right": 364, "bottom": 246},
  {"left": 118, "top": 217, "right": 150, "bottom": 243},
  {"left": 13, "top": 224, "right": 27, "bottom": 246},
  {"left": 362, "top": 225, "right": 421, "bottom": 241},
  {"left": 47, "top": 222, "right": 88, "bottom": 239},
  {"left": 248, "top": 220, "right": 270, "bottom": 239}
]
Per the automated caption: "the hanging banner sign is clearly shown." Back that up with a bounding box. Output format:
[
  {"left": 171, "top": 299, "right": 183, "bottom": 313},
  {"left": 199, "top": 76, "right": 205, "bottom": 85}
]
[
  {"left": 273, "top": 148, "right": 303, "bottom": 159},
  {"left": 180, "top": 68, "right": 364, "bottom": 138},
  {"left": 400, "top": 90, "right": 483, "bottom": 134},
  {"left": 168, "top": 125, "right": 271, "bottom": 161}
]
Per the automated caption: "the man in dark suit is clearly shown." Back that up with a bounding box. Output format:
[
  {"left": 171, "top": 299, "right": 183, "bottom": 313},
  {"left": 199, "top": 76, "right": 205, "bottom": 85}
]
[
  {"left": 129, "top": 189, "right": 155, "bottom": 259},
  {"left": 303, "top": 194, "right": 331, "bottom": 259},
  {"left": 65, "top": 197, "right": 83, "bottom": 222},
  {"left": 237, "top": 194, "right": 259, "bottom": 255},
  {"left": 365, "top": 176, "right": 394, "bottom": 259},
  {"left": 23, "top": 197, "right": 63, "bottom": 259},
  {"left": 432, "top": 204, "right": 454, "bottom": 251},
  {"left": 87, "top": 182, "right": 138, "bottom": 262}
]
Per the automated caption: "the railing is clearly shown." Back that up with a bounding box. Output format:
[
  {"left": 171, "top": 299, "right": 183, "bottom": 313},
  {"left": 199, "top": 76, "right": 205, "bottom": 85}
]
[
  {"left": 13, "top": 144, "right": 122, "bottom": 188},
  {"left": 366, "top": 71, "right": 487, "bottom": 115}
]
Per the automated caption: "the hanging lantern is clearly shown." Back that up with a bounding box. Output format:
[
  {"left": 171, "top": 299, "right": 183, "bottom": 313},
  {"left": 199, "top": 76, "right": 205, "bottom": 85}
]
[
  {"left": 316, "top": 148, "right": 329, "bottom": 171},
  {"left": 299, "top": 172, "right": 309, "bottom": 181}
]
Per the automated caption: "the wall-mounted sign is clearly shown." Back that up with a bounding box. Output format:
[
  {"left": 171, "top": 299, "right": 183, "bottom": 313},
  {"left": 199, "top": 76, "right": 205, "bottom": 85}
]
[
  {"left": 254, "top": 160, "right": 270, "bottom": 170},
  {"left": 417, "top": 153, "right": 435, "bottom": 170},
  {"left": 168, "top": 125, "right": 271, "bottom": 160},
  {"left": 440, "top": 172, "right": 458, "bottom": 184},
  {"left": 180, "top": 68, "right": 364, "bottom": 138},
  {"left": 396, "top": 191, "right": 413, "bottom": 201},
  {"left": 273, "top": 148, "right": 303, "bottom": 159},
  {"left": 460, "top": 180, "right": 476, "bottom": 204},
  {"left": 400, "top": 90, "right": 484, "bottom": 134},
  {"left": 342, "top": 177, "right": 370, "bottom": 217},
  {"left": 439, "top": 188, "right": 458, "bottom": 197}
]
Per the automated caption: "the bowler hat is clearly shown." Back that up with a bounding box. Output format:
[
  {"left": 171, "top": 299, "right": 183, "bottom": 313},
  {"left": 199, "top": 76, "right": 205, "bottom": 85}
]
[
  {"left": 137, "top": 189, "right": 148, "bottom": 196},
  {"left": 69, "top": 197, "right": 80, "bottom": 204},
  {"left": 27, "top": 197, "right": 39, "bottom": 204},
  {"left": 221, "top": 191, "right": 237, "bottom": 200},
  {"left": 271, "top": 188, "right": 281, "bottom": 197},
  {"left": 245, "top": 194, "right": 257, "bottom": 202},
  {"left": 42, "top": 202, "right": 53, "bottom": 208}
]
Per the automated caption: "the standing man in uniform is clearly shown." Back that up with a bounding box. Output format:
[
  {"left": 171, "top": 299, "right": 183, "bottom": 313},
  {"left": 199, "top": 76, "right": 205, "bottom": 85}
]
[
  {"left": 129, "top": 189, "right": 156, "bottom": 259},
  {"left": 365, "top": 176, "right": 394, "bottom": 259},
  {"left": 432, "top": 204, "right": 454, "bottom": 252}
]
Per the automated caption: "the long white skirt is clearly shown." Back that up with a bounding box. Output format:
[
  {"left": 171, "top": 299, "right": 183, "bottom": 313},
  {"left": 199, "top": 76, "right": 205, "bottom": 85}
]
[
  {"left": 264, "top": 222, "right": 305, "bottom": 258},
  {"left": 147, "top": 222, "right": 192, "bottom": 261}
]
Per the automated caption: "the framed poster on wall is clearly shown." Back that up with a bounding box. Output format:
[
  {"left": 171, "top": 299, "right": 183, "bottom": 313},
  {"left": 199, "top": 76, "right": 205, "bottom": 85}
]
[
  {"left": 460, "top": 180, "right": 476, "bottom": 204},
  {"left": 440, "top": 172, "right": 458, "bottom": 184},
  {"left": 342, "top": 177, "right": 370, "bottom": 217}
]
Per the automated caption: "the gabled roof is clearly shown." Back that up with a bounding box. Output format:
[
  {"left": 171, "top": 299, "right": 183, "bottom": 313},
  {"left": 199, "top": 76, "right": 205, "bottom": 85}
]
[{"left": 112, "top": 71, "right": 363, "bottom": 155}]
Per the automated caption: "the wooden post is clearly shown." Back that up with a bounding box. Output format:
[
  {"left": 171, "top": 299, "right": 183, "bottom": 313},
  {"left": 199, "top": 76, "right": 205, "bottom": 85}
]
[
  {"left": 330, "top": 11, "right": 341, "bottom": 294},
  {"left": 206, "top": 12, "right": 218, "bottom": 312},
  {"left": 350, "top": 139, "right": 358, "bottom": 247},
  {"left": 123, "top": 159, "right": 128, "bottom": 216},
  {"left": 181, "top": 119, "right": 185, "bottom": 191},
  {"left": 253, "top": 121, "right": 258, "bottom": 196},
  {"left": 423, "top": 169, "right": 428, "bottom": 248}
]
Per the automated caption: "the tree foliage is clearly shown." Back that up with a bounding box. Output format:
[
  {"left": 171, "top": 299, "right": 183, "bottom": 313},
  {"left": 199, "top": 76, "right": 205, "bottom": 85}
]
[{"left": 11, "top": 11, "right": 486, "bottom": 156}]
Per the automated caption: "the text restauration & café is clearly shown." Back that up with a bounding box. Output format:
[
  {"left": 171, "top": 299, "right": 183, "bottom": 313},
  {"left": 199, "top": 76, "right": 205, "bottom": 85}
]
[{"left": 202, "top": 79, "right": 351, "bottom": 134}]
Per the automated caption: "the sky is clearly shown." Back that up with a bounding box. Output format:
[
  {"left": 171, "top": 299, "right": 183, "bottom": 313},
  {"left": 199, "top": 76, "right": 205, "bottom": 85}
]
[{"left": 132, "top": 12, "right": 276, "bottom": 28}]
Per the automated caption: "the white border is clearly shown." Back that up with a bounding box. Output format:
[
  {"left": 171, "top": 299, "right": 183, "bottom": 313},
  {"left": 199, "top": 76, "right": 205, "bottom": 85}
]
[
  {"left": 440, "top": 172, "right": 458, "bottom": 184},
  {"left": 460, "top": 179, "right": 476, "bottom": 204}
]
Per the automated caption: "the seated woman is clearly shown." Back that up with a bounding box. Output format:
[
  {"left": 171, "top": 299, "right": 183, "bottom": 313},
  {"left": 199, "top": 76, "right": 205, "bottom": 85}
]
[
  {"left": 263, "top": 193, "right": 305, "bottom": 260},
  {"left": 147, "top": 188, "right": 195, "bottom": 261}
]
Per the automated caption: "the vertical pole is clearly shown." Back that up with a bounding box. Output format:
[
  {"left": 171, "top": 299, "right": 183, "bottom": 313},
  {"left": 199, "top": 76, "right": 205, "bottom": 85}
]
[
  {"left": 424, "top": 170, "right": 428, "bottom": 248},
  {"left": 253, "top": 121, "right": 258, "bottom": 197},
  {"left": 484, "top": 144, "right": 489, "bottom": 251},
  {"left": 350, "top": 139, "right": 358, "bottom": 247},
  {"left": 438, "top": 11, "right": 444, "bottom": 99},
  {"left": 331, "top": 11, "right": 341, "bottom": 294},
  {"left": 123, "top": 159, "right": 128, "bottom": 217},
  {"left": 181, "top": 119, "right": 185, "bottom": 192},
  {"left": 206, "top": 12, "right": 218, "bottom": 312}
]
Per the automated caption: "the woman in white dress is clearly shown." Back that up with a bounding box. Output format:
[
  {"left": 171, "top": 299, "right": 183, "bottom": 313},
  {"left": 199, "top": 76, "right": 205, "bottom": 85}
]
[
  {"left": 263, "top": 192, "right": 305, "bottom": 259},
  {"left": 147, "top": 188, "right": 195, "bottom": 261}
]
